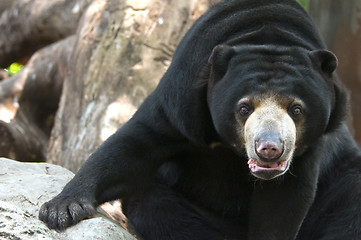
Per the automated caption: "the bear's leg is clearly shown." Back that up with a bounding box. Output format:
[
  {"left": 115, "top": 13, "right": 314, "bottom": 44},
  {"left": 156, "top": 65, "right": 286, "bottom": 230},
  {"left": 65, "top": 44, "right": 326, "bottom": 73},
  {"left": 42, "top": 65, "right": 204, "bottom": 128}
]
[
  {"left": 39, "top": 112, "right": 191, "bottom": 231},
  {"left": 297, "top": 172, "right": 361, "bottom": 240},
  {"left": 122, "top": 183, "right": 228, "bottom": 240}
]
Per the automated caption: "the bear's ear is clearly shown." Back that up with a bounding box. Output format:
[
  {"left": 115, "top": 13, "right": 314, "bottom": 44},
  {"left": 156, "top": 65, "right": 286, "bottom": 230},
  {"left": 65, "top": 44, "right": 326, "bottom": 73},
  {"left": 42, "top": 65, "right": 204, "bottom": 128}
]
[
  {"left": 208, "top": 45, "right": 235, "bottom": 81},
  {"left": 309, "top": 49, "right": 338, "bottom": 76},
  {"left": 309, "top": 50, "right": 348, "bottom": 133}
]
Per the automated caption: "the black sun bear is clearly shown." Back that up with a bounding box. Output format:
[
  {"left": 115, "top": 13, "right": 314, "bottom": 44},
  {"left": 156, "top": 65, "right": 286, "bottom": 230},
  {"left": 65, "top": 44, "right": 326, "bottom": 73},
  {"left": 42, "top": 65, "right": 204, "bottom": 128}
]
[{"left": 39, "top": 0, "right": 361, "bottom": 239}]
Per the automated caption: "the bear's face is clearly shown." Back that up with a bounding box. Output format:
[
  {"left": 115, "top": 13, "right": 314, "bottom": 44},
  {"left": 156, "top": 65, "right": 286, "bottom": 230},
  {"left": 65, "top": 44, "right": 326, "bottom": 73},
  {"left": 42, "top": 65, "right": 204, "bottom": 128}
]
[
  {"left": 240, "top": 95, "right": 300, "bottom": 180},
  {"left": 207, "top": 45, "right": 340, "bottom": 180}
]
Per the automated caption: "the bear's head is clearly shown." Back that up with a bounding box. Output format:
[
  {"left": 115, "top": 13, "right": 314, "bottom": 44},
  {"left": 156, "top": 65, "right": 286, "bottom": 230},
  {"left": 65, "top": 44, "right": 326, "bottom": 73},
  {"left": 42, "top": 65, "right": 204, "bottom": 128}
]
[{"left": 206, "top": 45, "right": 348, "bottom": 180}]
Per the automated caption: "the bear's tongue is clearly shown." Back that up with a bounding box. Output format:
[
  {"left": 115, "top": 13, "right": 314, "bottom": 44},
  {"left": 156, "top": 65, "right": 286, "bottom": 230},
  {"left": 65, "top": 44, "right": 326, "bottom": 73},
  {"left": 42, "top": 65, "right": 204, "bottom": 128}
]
[{"left": 248, "top": 159, "right": 287, "bottom": 172}]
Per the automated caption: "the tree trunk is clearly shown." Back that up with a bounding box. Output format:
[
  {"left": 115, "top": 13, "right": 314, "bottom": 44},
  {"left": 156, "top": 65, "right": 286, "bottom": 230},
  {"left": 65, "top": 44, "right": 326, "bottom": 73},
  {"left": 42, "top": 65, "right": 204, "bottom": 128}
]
[
  {"left": 0, "top": 0, "right": 219, "bottom": 171},
  {"left": 0, "top": 36, "right": 74, "bottom": 161},
  {"left": 0, "top": 0, "right": 91, "bottom": 67},
  {"left": 47, "top": 0, "right": 219, "bottom": 172}
]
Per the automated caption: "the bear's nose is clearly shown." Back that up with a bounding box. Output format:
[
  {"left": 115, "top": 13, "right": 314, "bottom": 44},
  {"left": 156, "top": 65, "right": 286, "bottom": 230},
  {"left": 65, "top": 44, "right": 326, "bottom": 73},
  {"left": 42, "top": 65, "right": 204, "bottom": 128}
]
[{"left": 255, "top": 138, "right": 284, "bottom": 161}]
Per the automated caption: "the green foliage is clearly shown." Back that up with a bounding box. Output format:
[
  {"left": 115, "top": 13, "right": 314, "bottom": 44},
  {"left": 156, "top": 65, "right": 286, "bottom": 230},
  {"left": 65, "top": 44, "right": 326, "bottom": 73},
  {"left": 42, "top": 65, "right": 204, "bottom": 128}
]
[
  {"left": 297, "top": 0, "right": 310, "bottom": 10},
  {"left": 5, "top": 62, "right": 24, "bottom": 76}
]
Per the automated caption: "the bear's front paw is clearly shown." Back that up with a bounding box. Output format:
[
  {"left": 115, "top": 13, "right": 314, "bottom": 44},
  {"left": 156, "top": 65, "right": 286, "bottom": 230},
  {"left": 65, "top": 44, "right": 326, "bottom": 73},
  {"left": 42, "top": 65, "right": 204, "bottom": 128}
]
[{"left": 39, "top": 195, "right": 97, "bottom": 231}]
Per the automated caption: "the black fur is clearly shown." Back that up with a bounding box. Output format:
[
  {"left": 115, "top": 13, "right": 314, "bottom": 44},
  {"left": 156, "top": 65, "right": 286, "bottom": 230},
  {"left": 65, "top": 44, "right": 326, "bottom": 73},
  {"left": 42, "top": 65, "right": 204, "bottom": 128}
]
[{"left": 39, "top": 0, "right": 361, "bottom": 239}]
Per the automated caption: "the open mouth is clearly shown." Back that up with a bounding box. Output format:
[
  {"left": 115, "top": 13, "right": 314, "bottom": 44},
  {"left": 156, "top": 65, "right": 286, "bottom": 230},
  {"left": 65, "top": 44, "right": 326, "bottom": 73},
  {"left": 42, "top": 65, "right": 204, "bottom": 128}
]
[{"left": 247, "top": 159, "right": 288, "bottom": 173}]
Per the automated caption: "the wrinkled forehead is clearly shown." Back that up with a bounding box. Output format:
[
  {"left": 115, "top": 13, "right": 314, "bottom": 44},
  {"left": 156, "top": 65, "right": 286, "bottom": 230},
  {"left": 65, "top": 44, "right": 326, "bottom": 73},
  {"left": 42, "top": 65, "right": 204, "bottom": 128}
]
[
  {"left": 230, "top": 47, "right": 309, "bottom": 83},
  {"left": 231, "top": 45, "right": 312, "bottom": 64},
  {"left": 227, "top": 47, "right": 330, "bottom": 101}
]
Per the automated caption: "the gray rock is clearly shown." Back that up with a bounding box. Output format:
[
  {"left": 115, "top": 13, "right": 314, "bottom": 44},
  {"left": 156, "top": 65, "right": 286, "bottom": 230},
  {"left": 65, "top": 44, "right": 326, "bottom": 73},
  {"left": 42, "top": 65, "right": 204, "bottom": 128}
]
[
  {"left": 0, "top": 158, "right": 136, "bottom": 240},
  {"left": 0, "top": 201, "right": 58, "bottom": 240}
]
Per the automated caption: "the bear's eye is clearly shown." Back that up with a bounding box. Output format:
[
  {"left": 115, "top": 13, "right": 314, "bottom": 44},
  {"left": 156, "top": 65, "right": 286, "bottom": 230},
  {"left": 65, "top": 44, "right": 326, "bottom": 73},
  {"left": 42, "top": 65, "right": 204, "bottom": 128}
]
[
  {"left": 239, "top": 105, "right": 252, "bottom": 116},
  {"left": 290, "top": 105, "right": 303, "bottom": 117}
]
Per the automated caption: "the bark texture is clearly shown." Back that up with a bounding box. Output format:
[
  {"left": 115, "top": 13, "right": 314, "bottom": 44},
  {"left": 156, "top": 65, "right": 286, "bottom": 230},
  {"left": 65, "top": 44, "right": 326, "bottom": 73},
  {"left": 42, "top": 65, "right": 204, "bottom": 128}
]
[
  {"left": 0, "top": 0, "right": 218, "bottom": 171},
  {"left": 0, "top": 0, "right": 91, "bottom": 67},
  {"left": 0, "top": 37, "right": 74, "bottom": 162}
]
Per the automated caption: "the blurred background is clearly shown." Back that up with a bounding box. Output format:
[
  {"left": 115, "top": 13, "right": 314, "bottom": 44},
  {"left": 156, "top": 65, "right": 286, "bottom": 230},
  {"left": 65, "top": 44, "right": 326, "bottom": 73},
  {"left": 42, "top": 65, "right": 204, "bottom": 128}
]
[{"left": 308, "top": 0, "right": 361, "bottom": 146}]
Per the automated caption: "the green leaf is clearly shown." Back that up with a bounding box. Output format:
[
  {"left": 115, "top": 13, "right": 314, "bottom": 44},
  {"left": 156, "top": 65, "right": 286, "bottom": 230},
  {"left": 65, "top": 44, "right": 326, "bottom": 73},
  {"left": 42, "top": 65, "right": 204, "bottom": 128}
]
[
  {"left": 297, "top": 0, "right": 310, "bottom": 10},
  {"left": 6, "top": 62, "right": 24, "bottom": 76}
]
